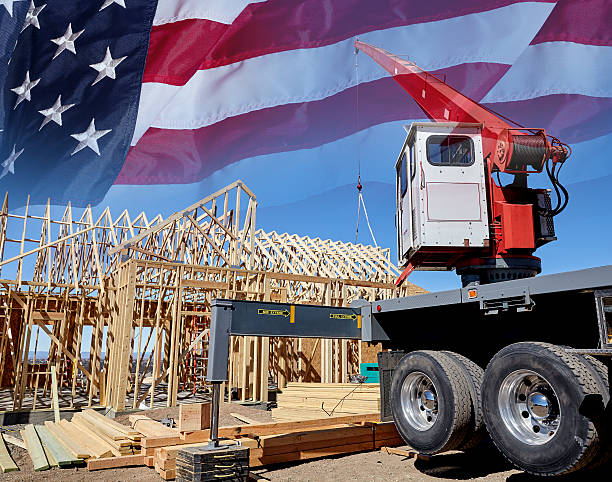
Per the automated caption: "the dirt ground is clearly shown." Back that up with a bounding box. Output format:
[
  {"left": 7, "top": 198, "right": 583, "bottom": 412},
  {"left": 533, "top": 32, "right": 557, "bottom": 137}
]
[{"left": 2, "top": 404, "right": 609, "bottom": 482}]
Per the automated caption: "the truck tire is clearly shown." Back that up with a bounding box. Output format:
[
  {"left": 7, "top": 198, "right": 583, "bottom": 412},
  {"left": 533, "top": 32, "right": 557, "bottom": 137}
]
[
  {"left": 482, "top": 342, "right": 602, "bottom": 476},
  {"left": 390, "top": 350, "right": 472, "bottom": 454},
  {"left": 574, "top": 354, "right": 611, "bottom": 468},
  {"left": 442, "top": 351, "right": 486, "bottom": 450}
]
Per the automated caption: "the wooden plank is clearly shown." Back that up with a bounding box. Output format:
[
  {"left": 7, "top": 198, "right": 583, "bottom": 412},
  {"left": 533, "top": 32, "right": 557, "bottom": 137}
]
[
  {"left": 87, "top": 454, "right": 145, "bottom": 471},
  {"left": 175, "top": 412, "right": 380, "bottom": 444},
  {"left": 73, "top": 412, "right": 131, "bottom": 442},
  {"left": 381, "top": 446, "right": 430, "bottom": 460},
  {"left": 0, "top": 434, "right": 19, "bottom": 473},
  {"left": 250, "top": 440, "right": 375, "bottom": 467},
  {"left": 257, "top": 425, "right": 373, "bottom": 449},
  {"left": 83, "top": 409, "right": 141, "bottom": 437},
  {"left": 258, "top": 433, "right": 374, "bottom": 457},
  {"left": 229, "top": 412, "right": 259, "bottom": 425},
  {"left": 50, "top": 366, "right": 59, "bottom": 424},
  {"left": 21, "top": 425, "right": 49, "bottom": 471},
  {"left": 58, "top": 420, "right": 113, "bottom": 459},
  {"left": 128, "top": 414, "right": 179, "bottom": 438},
  {"left": 34, "top": 425, "right": 81, "bottom": 466},
  {"left": 1, "top": 433, "right": 25, "bottom": 449},
  {"left": 43, "top": 443, "right": 58, "bottom": 468},
  {"left": 44, "top": 421, "right": 89, "bottom": 459},
  {"left": 68, "top": 417, "right": 124, "bottom": 457},
  {"left": 141, "top": 434, "right": 183, "bottom": 449},
  {"left": 157, "top": 466, "right": 176, "bottom": 480}
]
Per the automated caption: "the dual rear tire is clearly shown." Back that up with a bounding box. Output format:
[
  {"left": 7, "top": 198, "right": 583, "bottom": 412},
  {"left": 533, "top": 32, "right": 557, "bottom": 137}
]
[
  {"left": 390, "top": 350, "right": 482, "bottom": 454},
  {"left": 390, "top": 343, "right": 609, "bottom": 475}
]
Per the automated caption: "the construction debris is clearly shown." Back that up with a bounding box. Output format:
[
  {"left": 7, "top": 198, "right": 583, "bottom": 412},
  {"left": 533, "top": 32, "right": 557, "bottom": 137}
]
[{"left": 381, "top": 446, "right": 431, "bottom": 461}]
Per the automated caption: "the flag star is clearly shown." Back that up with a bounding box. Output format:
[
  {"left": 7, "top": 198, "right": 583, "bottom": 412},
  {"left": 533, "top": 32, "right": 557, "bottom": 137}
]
[
  {"left": 71, "top": 119, "right": 111, "bottom": 156},
  {"left": 21, "top": 1, "right": 45, "bottom": 32},
  {"left": 99, "top": 0, "right": 126, "bottom": 11},
  {"left": 89, "top": 47, "right": 126, "bottom": 86},
  {"left": 0, "top": 0, "right": 25, "bottom": 17},
  {"left": 11, "top": 71, "right": 40, "bottom": 108},
  {"left": 0, "top": 145, "right": 24, "bottom": 180},
  {"left": 38, "top": 95, "right": 75, "bottom": 130},
  {"left": 51, "top": 23, "right": 84, "bottom": 59}
]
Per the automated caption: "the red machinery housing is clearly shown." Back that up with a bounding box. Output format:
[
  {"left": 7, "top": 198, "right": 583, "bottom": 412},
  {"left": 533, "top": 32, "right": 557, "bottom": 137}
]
[{"left": 355, "top": 41, "right": 569, "bottom": 286}]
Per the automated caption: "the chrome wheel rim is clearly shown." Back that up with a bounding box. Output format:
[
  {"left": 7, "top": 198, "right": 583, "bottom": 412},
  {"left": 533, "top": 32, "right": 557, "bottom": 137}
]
[
  {"left": 400, "top": 371, "right": 438, "bottom": 431},
  {"left": 498, "top": 369, "right": 561, "bottom": 445}
]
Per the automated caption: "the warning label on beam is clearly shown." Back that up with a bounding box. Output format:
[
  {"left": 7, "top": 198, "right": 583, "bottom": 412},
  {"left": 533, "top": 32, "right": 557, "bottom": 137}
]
[
  {"left": 329, "top": 313, "right": 357, "bottom": 320},
  {"left": 258, "top": 309, "right": 290, "bottom": 317}
]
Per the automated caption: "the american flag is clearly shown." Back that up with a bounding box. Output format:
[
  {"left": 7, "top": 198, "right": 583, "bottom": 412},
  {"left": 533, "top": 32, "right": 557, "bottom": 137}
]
[{"left": 0, "top": 0, "right": 610, "bottom": 211}]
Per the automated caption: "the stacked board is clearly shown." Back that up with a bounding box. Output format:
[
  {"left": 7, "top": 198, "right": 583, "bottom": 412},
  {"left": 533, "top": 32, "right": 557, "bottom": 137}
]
[
  {"left": 139, "top": 414, "right": 404, "bottom": 480},
  {"left": 242, "top": 421, "right": 403, "bottom": 467},
  {"left": 19, "top": 423, "right": 83, "bottom": 471},
  {"left": 15, "top": 409, "right": 176, "bottom": 472},
  {"left": 272, "top": 382, "right": 380, "bottom": 421}
]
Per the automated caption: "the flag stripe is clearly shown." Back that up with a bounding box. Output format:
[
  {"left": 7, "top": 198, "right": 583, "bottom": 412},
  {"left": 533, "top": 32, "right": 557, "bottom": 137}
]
[
  {"left": 530, "top": 0, "right": 612, "bottom": 46},
  {"left": 144, "top": 0, "right": 555, "bottom": 85},
  {"left": 487, "top": 94, "right": 612, "bottom": 143},
  {"left": 118, "top": 66, "right": 612, "bottom": 185},
  {"left": 481, "top": 41, "right": 612, "bottom": 102},
  {"left": 133, "top": 2, "right": 554, "bottom": 145},
  {"left": 153, "top": 0, "right": 268, "bottom": 26},
  {"left": 121, "top": 63, "right": 508, "bottom": 184}
]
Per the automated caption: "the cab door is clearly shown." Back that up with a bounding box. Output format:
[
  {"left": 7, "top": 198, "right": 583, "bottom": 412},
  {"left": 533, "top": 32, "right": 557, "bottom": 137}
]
[
  {"left": 415, "top": 125, "right": 489, "bottom": 248},
  {"left": 396, "top": 144, "right": 414, "bottom": 263}
]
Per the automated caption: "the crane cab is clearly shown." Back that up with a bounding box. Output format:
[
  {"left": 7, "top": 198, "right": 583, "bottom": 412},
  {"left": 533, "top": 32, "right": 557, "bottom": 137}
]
[{"left": 396, "top": 122, "right": 490, "bottom": 270}]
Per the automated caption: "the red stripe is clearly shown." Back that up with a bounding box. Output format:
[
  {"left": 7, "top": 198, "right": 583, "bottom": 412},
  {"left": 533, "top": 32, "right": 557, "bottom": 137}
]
[
  {"left": 118, "top": 62, "right": 509, "bottom": 184},
  {"left": 144, "top": 0, "right": 554, "bottom": 86},
  {"left": 486, "top": 94, "right": 612, "bottom": 142},
  {"left": 530, "top": 0, "right": 612, "bottom": 46}
]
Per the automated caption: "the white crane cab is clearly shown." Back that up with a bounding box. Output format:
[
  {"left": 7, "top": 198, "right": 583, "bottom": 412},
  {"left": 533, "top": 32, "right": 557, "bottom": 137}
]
[{"left": 395, "top": 122, "right": 490, "bottom": 269}]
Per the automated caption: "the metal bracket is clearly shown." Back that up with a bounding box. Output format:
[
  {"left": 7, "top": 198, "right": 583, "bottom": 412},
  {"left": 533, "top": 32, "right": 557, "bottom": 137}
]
[{"left": 476, "top": 285, "right": 533, "bottom": 314}]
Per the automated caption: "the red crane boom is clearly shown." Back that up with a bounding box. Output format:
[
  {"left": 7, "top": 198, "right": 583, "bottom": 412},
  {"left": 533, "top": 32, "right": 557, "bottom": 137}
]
[
  {"left": 354, "top": 40, "right": 567, "bottom": 174},
  {"left": 354, "top": 40, "right": 570, "bottom": 286}
]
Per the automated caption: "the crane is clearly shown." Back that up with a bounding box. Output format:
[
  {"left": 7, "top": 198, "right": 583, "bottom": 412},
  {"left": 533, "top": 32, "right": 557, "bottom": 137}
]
[
  {"left": 354, "top": 40, "right": 570, "bottom": 287},
  {"left": 204, "top": 40, "right": 612, "bottom": 479}
]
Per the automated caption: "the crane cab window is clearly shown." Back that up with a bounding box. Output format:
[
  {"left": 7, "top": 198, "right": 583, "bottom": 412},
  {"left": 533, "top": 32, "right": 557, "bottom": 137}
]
[
  {"left": 399, "top": 152, "right": 408, "bottom": 196},
  {"left": 426, "top": 135, "right": 474, "bottom": 166}
]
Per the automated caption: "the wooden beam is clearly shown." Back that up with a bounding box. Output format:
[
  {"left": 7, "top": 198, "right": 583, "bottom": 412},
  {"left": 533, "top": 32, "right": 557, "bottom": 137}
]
[
  {"left": 21, "top": 425, "right": 49, "bottom": 471},
  {"left": 1, "top": 434, "right": 25, "bottom": 449},
  {"left": 87, "top": 454, "right": 145, "bottom": 471},
  {"left": 230, "top": 412, "right": 259, "bottom": 425},
  {"left": 0, "top": 434, "right": 18, "bottom": 473},
  {"left": 50, "top": 366, "right": 59, "bottom": 423},
  {"left": 34, "top": 425, "right": 81, "bottom": 466}
]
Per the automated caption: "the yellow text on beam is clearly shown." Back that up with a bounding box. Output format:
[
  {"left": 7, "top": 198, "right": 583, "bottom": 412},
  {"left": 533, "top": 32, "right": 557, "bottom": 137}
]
[
  {"left": 258, "top": 309, "right": 290, "bottom": 317},
  {"left": 329, "top": 313, "right": 357, "bottom": 320}
]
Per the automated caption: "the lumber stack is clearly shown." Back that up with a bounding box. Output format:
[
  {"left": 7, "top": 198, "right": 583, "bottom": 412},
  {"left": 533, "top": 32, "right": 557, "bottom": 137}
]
[
  {"left": 137, "top": 413, "right": 404, "bottom": 480},
  {"left": 242, "top": 421, "right": 403, "bottom": 467},
  {"left": 272, "top": 382, "right": 381, "bottom": 421},
  {"left": 15, "top": 409, "right": 176, "bottom": 472}
]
